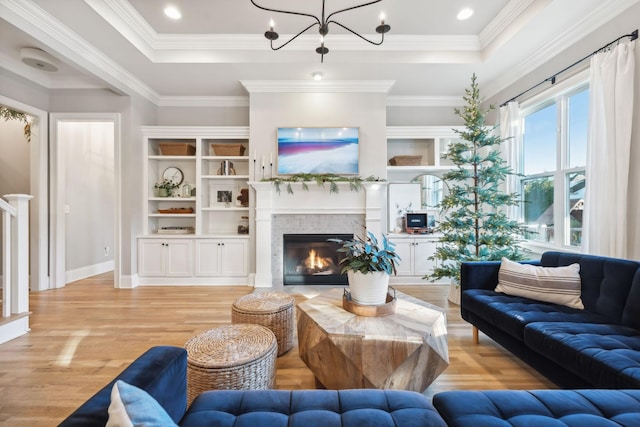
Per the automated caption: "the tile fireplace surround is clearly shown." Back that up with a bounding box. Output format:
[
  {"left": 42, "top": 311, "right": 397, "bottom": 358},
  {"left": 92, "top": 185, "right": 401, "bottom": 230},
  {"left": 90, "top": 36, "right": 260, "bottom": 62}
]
[{"left": 250, "top": 182, "right": 386, "bottom": 287}]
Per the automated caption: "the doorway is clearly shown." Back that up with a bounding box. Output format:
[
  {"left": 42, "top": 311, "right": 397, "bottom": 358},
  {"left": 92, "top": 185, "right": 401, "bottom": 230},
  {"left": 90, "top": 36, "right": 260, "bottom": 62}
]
[
  {"left": 0, "top": 96, "right": 48, "bottom": 292},
  {"left": 51, "top": 114, "right": 121, "bottom": 288}
]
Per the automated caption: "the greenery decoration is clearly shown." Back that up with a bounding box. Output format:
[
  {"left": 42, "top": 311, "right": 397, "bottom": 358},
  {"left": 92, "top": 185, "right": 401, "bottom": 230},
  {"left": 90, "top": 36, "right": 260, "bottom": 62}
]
[
  {"left": 427, "top": 73, "right": 523, "bottom": 285},
  {"left": 0, "top": 106, "right": 31, "bottom": 142},
  {"left": 154, "top": 179, "right": 180, "bottom": 191},
  {"left": 263, "top": 173, "right": 382, "bottom": 194},
  {"left": 330, "top": 232, "right": 400, "bottom": 275}
]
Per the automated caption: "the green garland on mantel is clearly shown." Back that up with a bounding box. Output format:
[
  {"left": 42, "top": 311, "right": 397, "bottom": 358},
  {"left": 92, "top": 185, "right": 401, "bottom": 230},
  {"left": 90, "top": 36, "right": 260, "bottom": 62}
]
[
  {"left": 262, "top": 173, "right": 384, "bottom": 194},
  {"left": 0, "top": 106, "right": 31, "bottom": 142}
]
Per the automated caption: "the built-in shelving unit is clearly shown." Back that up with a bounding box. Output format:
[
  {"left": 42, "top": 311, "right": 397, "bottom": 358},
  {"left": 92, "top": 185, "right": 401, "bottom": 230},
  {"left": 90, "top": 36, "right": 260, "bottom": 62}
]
[
  {"left": 386, "top": 126, "right": 464, "bottom": 182},
  {"left": 139, "top": 126, "right": 251, "bottom": 285}
]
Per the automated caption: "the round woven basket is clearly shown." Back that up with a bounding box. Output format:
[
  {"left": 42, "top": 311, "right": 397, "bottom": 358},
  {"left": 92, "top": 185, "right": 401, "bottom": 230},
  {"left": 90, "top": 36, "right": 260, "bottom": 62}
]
[
  {"left": 185, "top": 324, "right": 277, "bottom": 404},
  {"left": 231, "top": 292, "right": 295, "bottom": 356}
]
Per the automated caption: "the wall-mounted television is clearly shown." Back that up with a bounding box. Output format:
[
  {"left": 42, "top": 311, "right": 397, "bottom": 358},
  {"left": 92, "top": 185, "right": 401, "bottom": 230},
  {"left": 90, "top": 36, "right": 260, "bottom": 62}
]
[{"left": 277, "top": 127, "right": 359, "bottom": 175}]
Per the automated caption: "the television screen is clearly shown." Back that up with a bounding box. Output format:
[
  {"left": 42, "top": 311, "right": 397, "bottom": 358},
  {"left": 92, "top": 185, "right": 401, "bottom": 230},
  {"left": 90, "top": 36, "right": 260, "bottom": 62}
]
[
  {"left": 405, "top": 213, "right": 427, "bottom": 228},
  {"left": 277, "top": 127, "right": 359, "bottom": 175}
]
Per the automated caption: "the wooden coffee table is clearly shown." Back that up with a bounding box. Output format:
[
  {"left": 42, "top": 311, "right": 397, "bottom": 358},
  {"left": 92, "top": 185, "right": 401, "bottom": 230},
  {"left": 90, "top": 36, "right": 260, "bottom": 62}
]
[{"left": 296, "top": 287, "right": 448, "bottom": 392}]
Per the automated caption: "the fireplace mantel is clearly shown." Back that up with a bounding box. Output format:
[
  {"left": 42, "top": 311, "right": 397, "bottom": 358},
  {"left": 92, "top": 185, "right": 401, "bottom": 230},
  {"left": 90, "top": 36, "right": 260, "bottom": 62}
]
[{"left": 250, "top": 181, "right": 386, "bottom": 287}]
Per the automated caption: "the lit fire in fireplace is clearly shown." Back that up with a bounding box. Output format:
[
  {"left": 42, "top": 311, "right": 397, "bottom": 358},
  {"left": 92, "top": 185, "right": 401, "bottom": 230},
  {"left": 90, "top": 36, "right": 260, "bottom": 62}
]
[
  {"left": 305, "top": 249, "right": 330, "bottom": 270},
  {"left": 300, "top": 249, "right": 338, "bottom": 275}
]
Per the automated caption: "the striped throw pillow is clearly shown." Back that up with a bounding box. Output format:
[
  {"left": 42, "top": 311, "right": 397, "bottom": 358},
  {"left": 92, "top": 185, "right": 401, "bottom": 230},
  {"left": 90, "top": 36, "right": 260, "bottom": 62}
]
[{"left": 496, "top": 258, "right": 584, "bottom": 309}]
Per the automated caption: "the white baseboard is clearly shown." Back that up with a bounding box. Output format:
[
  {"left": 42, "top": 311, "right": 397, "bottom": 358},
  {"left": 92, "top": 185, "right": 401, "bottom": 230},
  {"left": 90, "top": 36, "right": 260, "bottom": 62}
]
[
  {"left": 118, "top": 274, "right": 139, "bottom": 289},
  {"left": 0, "top": 316, "right": 30, "bottom": 345},
  {"left": 65, "top": 260, "right": 114, "bottom": 284}
]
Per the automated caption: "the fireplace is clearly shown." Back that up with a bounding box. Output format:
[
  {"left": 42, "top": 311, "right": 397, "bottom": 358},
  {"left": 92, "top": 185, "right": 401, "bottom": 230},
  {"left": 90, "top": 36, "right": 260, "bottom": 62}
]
[{"left": 283, "top": 234, "right": 352, "bottom": 286}]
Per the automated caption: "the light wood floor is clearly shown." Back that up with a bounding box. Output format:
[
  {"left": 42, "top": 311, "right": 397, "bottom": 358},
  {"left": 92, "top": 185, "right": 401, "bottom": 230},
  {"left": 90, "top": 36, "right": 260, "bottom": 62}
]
[{"left": 0, "top": 273, "right": 555, "bottom": 426}]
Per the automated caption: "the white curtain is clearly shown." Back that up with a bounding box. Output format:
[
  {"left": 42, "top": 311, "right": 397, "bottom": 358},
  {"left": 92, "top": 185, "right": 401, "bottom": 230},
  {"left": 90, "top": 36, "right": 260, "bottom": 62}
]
[
  {"left": 583, "top": 40, "right": 636, "bottom": 257},
  {"left": 499, "top": 101, "right": 521, "bottom": 220}
]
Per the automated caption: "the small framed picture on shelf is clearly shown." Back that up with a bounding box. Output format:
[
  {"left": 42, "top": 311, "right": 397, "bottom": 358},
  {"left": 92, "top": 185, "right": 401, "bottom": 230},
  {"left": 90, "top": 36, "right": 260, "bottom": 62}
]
[{"left": 210, "top": 184, "right": 234, "bottom": 207}]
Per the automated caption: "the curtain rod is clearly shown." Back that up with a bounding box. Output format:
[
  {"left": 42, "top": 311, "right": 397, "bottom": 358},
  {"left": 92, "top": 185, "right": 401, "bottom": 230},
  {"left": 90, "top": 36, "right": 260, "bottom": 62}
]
[{"left": 500, "top": 29, "right": 638, "bottom": 107}]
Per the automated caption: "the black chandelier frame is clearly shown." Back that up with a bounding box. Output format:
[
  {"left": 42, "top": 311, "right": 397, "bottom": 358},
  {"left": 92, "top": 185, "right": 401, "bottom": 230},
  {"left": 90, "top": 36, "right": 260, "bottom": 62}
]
[{"left": 250, "top": 0, "right": 390, "bottom": 62}]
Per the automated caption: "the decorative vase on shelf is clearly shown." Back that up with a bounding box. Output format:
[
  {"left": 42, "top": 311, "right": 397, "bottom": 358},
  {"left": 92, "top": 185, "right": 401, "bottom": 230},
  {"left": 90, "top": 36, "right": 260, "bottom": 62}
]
[
  {"left": 347, "top": 270, "right": 390, "bottom": 306},
  {"left": 156, "top": 188, "right": 169, "bottom": 197}
]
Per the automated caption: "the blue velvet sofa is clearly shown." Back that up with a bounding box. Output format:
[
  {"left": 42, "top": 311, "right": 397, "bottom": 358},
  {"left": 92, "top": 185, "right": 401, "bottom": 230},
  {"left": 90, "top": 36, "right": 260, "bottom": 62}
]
[
  {"left": 460, "top": 251, "right": 640, "bottom": 389},
  {"left": 58, "top": 345, "right": 640, "bottom": 426},
  {"left": 58, "top": 345, "right": 447, "bottom": 426}
]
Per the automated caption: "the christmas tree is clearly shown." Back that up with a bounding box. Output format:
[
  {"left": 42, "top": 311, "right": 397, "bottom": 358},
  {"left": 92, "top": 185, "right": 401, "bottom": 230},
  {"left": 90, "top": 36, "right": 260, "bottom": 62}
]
[{"left": 428, "top": 74, "right": 522, "bottom": 285}]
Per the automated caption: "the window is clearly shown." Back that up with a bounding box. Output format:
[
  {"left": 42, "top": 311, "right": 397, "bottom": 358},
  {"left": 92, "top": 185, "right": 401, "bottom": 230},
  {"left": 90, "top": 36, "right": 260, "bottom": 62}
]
[{"left": 520, "top": 81, "right": 589, "bottom": 248}]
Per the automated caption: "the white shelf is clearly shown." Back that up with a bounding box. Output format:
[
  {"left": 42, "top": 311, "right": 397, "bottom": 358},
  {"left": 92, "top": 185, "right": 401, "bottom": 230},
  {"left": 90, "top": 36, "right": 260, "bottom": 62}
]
[
  {"left": 149, "top": 155, "right": 196, "bottom": 161},
  {"left": 202, "top": 207, "right": 249, "bottom": 211},
  {"left": 202, "top": 156, "right": 249, "bottom": 161},
  {"left": 201, "top": 175, "right": 250, "bottom": 180},
  {"left": 149, "top": 197, "right": 195, "bottom": 201},
  {"left": 149, "top": 213, "right": 197, "bottom": 218}
]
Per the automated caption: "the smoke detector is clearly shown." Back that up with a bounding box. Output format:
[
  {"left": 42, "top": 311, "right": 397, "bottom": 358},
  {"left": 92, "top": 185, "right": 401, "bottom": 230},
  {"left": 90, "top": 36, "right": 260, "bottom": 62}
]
[{"left": 20, "top": 47, "right": 59, "bottom": 72}]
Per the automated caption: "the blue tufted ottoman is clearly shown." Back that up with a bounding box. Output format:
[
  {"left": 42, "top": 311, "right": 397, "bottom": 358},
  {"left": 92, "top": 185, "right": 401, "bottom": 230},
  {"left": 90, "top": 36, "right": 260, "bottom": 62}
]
[
  {"left": 433, "top": 389, "right": 640, "bottom": 426},
  {"left": 181, "top": 389, "right": 447, "bottom": 427}
]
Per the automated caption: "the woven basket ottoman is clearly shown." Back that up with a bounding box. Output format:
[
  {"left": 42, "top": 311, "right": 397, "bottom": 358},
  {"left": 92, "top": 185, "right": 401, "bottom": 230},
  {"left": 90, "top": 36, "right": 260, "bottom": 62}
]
[
  {"left": 184, "top": 324, "right": 277, "bottom": 404},
  {"left": 231, "top": 292, "right": 295, "bottom": 356}
]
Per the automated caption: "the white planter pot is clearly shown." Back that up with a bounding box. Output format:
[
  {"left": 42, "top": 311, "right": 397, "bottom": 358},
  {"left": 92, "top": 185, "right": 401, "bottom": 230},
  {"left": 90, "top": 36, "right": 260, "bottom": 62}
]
[{"left": 347, "top": 270, "right": 390, "bottom": 306}]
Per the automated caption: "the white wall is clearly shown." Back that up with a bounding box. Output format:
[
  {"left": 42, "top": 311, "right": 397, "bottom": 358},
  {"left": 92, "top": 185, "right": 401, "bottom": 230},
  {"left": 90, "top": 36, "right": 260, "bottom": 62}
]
[
  {"left": 249, "top": 92, "right": 388, "bottom": 179},
  {"left": 49, "top": 89, "right": 158, "bottom": 287},
  {"left": 59, "top": 121, "right": 114, "bottom": 281}
]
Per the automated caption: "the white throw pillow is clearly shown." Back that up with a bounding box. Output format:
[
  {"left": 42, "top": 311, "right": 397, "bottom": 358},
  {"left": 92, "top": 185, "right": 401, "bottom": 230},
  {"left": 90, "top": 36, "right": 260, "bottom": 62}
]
[
  {"left": 496, "top": 257, "right": 584, "bottom": 310},
  {"left": 106, "top": 380, "right": 178, "bottom": 427}
]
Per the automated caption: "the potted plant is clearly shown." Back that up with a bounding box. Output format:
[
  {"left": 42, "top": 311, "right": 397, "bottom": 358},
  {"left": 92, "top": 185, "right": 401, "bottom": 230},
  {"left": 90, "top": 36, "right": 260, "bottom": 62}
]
[
  {"left": 154, "top": 179, "right": 180, "bottom": 197},
  {"left": 331, "top": 231, "right": 400, "bottom": 306}
]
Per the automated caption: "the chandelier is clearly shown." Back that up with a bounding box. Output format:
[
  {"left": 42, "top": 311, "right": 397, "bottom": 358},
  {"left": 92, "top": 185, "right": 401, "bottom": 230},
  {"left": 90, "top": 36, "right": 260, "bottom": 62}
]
[{"left": 250, "top": 0, "right": 391, "bottom": 63}]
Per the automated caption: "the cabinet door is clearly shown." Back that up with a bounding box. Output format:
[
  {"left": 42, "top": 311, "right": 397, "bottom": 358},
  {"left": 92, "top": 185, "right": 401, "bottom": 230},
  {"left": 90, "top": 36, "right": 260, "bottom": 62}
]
[
  {"left": 220, "top": 239, "right": 248, "bottom": 276},
  {"left": 165, "top": 239, "right": 194, "bottom": 277},
  {"left": 391, "top": 239, "right": 414, "bottom": 276},
  {"left": 195, "top": 240, "right": 222, "bottom": 277},
  {"left": 138, "top": 240, "right": 166, "bottom": 277},
  {"left": 414, "top": 240, "right": 438, "bottom": 277}
]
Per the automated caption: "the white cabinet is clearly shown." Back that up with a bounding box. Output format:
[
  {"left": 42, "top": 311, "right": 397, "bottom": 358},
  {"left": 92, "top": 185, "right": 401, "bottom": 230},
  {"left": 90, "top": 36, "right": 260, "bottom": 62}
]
[
  {"left": 389, "top": 235, "right": 443, "bottom": 284},
  {"left": 138, "top": 238, "right": 193, "bottom": 277},
  {"left": 195, "top": 239, "right": 248, "bottom": 277}
]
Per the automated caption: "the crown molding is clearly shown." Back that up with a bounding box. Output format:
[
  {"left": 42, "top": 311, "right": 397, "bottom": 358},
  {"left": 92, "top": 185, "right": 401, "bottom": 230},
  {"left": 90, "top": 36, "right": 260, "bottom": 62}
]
[
  {"left": 386, "top": 126, "right": 464, "bottom": 138},
  {"left": 84, "top": 0, "right": 156, "bottom": 57},
  {"left": 85, "top": 0, "right": 481, "bottom": 60},
  {"left": 386, "top": 96, "right": 465, "bottom": 107},
  {"left": 140, "top": 126, "right": 250, "bottom": 138},
  {"left": 157, "top": 96, "right": 249, "bottom": 108},
  {"left": 0, "top": 0, "right": 161, "bottom": 103},
  {"left": 151, "top": 34, "right": 481, "bottom": 53},
  {"left": 479, "top": 0, "right": 540, "bottom": 49},
  {"left": 240, "top": 80, "right": 396, "bottom": 94},
  {"left": 482, "top": 0, "right": 640, "bottom": 100}
]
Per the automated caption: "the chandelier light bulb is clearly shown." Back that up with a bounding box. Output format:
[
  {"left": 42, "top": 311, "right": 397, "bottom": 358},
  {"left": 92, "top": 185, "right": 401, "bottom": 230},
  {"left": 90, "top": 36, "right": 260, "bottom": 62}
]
[
  {"left": 379, "top": 12, "right": 385, "bottom": 25},
  {"left": 312, "top": 72, "right": 323, "bottom": 81},
  {"left": 269, "top": 19, "right": 274, "bottom": 31}
]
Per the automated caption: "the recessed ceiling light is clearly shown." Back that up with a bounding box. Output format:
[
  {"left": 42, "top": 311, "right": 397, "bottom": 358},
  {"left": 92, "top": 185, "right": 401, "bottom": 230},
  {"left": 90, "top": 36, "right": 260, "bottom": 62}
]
[
  {"left": 456, "top": 7, "right": 474, "bottom": 21},
  {"left": 312, "top": 72, "right": 323, "bottom": 81},
  {"left": 164, "top": 6, "right": 182, "bottom": 20}
]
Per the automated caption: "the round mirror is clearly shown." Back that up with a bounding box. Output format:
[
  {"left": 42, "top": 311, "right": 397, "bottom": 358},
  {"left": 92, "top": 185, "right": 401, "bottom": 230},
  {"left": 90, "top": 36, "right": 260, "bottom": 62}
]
[{"left": 411, "top": 174, "right": 444, "bottom": 209}]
